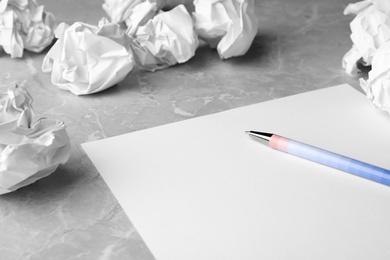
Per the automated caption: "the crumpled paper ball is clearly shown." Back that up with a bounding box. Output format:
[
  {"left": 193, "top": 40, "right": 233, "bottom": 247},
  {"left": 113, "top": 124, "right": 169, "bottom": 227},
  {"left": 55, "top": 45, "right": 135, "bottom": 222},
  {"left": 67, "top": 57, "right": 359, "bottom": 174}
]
[
  {"left": 193, "top": 0, "right": 258, "bottom": 59},
  {"left": 0, "top": 0, "right": 55, "bottom": 58},
  {"left": 342, "top": 0, "right": 390, "bottom": 77},
  {"left": 0, "top": 83, "right": 70, "bottom": 195},
  {"left": 124, "top": 0, "right": 162, "bottom": 36},
  {"left": 360, "top": 40, "right": 390, "bottom": 115},
  {"left": 42, "top": 18, "right": 134, "bottom": 95},
  {"left": 103, "top": 0, "right": 166, "bottom": 25},
  {"left": 130, "top": 4, "right": 199, "bottom": 71}
]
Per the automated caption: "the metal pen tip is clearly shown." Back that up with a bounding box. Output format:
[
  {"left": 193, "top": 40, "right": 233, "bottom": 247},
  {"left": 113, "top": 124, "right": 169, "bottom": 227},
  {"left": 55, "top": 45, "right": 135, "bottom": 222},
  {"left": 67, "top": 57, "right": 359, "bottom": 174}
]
[{"left": 245, "top": 131, "right": 273, "bottom": 143}]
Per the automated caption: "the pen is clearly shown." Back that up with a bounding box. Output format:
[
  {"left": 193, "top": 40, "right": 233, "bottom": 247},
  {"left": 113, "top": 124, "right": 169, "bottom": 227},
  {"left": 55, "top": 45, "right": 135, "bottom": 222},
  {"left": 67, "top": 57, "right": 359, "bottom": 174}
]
[{"left": 246, "top": 131, "right": 390, "bottom": 186}]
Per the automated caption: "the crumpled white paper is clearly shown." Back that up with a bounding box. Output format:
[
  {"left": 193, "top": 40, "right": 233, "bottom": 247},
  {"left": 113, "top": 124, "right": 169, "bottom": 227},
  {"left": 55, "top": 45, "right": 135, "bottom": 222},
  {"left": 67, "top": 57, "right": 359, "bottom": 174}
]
[
  {"left": 193, "top": 0, "right": 258, "bottom": 59},
  {"left": 0, "top": 0, "right": 55, "bottom": 58},
  {"left": 0, "top": 83, "right": 70, "bottom": 195},
  {"left": 360, "top": 41, "right": 390, "bottom": 115},
  {"left": 130, "top": 5, "right": 199, "bottom": 71},
  {"left": 342, "top": 0, "right": 390, "bottom": 76},
  {"left": 103, "top": 0, "right": 166, "bottom": 25},
  {"left": 125, "top": 0, "right": 162, "bottom": 36},
  {"left": 42, "top": 18, "right": 134, "bottom": 95}
]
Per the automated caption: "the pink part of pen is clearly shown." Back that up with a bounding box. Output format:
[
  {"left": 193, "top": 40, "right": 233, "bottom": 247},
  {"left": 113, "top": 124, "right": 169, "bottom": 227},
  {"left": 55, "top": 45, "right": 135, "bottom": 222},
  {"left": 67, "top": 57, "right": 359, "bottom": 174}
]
[{"left": 269, "top": 134, "right": 289, "bottom": 152}]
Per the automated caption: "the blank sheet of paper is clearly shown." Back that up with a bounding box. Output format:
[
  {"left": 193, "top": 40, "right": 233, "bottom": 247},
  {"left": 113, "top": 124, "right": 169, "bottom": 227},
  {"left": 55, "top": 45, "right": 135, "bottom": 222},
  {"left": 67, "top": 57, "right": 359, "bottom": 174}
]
[{"left": 82, "top": 84, "right": 390, "bottom": 260}]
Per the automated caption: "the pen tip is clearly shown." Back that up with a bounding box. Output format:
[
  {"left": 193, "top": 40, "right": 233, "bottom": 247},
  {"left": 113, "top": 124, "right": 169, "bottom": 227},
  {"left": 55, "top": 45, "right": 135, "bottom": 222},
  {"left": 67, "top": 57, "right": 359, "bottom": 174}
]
[{"left": 245, "top": 131, "right": 273, "bottom": 142}]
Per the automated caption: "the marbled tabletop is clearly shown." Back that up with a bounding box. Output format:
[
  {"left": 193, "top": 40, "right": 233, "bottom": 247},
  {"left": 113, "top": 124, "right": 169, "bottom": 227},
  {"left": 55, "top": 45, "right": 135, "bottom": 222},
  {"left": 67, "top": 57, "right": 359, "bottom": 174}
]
[{"left": 0, "top": 0, "right": 362, "bottom": 259}]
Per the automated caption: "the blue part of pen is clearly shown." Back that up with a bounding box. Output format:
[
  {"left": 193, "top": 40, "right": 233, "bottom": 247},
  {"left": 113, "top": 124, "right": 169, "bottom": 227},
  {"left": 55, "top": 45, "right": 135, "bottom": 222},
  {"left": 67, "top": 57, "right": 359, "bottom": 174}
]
[{"left": 246, "top": 131, "right": 390, "bottom": 186}]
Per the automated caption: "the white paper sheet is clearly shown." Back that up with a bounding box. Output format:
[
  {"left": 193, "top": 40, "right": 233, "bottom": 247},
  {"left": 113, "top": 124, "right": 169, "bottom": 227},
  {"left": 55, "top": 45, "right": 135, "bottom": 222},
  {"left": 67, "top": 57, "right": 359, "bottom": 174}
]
[{"left": 82, "top": 84, "right": 390, "bottom": 260}]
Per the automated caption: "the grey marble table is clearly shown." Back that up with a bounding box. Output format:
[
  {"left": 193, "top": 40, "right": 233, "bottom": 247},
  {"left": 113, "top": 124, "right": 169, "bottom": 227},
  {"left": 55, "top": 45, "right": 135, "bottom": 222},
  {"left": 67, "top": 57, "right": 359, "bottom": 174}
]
[{"left": 0, "top": 0, "right": 361, "bottom": 259}]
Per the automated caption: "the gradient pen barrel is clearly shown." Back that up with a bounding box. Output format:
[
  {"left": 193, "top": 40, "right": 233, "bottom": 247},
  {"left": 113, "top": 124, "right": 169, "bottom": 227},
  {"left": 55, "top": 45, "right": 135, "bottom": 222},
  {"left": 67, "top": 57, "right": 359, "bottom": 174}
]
[{"left": 269, "top": 134, "right": 390, "bottom": 186}]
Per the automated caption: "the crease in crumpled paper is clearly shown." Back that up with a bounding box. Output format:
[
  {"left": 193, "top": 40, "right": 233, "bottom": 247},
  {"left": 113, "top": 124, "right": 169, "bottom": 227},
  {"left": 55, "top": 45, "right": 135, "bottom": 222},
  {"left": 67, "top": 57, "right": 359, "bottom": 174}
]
[
  {"left": 42, "top": 18, "right": 134, "bottom": 95},
  {"left": 103, "top": 0, "right": 166, "bottom": 25},
  {"left": 0, "top": 83, "right": 70, "bottom": 195},
  {"left": 360, "top": 40, "right": 390, "bottom": 115},
  {"left": 0, "top": 0, "right": 55, "bottom": 58},
  {"left": 193, "top": 0, "right": 258, "bottom": 59},
  {"left": 129, "top": 4, "right": 199, "bottom": 71},
  {"left": 125, "top": 0, "right": 162, "bottom": 36},
  {"left": 343, "top": 0, "right": 390, "bottom": 76}
]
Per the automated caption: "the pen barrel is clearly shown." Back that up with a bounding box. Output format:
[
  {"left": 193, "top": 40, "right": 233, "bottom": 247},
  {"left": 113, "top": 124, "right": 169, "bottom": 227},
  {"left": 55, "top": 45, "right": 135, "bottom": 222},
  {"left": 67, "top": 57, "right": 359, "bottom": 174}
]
[{"left": 269, "top": 135, "right": 390, "bottom": 186}]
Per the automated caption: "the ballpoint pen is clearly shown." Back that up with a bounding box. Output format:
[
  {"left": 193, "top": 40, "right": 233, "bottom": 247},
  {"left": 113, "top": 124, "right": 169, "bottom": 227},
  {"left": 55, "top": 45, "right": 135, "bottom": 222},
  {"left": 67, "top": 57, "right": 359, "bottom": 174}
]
[{"left": 246, "top": 131, "right": 390, "bottom": 186}]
